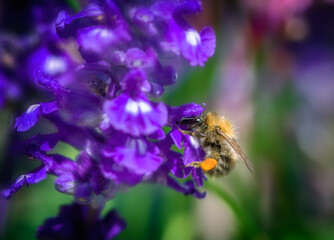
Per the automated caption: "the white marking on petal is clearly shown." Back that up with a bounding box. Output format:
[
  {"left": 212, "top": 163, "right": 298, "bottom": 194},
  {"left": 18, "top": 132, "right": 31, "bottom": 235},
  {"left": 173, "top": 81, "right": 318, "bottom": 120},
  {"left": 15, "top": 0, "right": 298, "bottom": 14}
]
[
  {"left": 44, "top": 56, "right": 67, "bottom": 74},
  {"left": 133, "top": 60, "right": 142, "bottom": 67},
  {"left": 26, "top": 104, "right": 40, "bottom": 113},
  {"left": 186, "top": 30, "right": 201, "bottom": 46},
  {"left": 125, "top": 99, "right": 139, "bottom": 115},
  {"left": 138, "top": 100, "right": 152, "bottom": 113},
  {"left": 16, "top": 175, "right": 25, "bottom": 183},
  {"left": 125, "top": 99, "right": 152, "bottom": 115},
  {"left": 141, "top": 15, "right": 149, "bottom": 22},
  {"left": 137, "top": 139, "right": 147, "bottom": 155},
  {"left": 99, "top": 28, "right": 113, "bottom": 38},
  {"left": 189, "top": 136, "right": 200, "bottom": 149}
]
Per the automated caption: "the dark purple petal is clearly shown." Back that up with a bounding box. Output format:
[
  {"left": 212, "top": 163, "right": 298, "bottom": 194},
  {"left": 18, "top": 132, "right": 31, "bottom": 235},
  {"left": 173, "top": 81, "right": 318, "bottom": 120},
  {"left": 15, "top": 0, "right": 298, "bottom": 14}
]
[
  {"left": 77, "top": 25, "right": 131, "bottom": 62},
  {"left": 148, "top": 128, "right": 166, "bottom": 140},
  {"left": 100, "top": 158, "right": 143, "bottom": 186},
  {"left": 2, "top": 165, "right": 47, "bottom": 199},
  {"left": 151, "top": 65, "right": 177, "bottom": 86},
  {"left": 152, "top": 0, "right": 202, "bottom": 17},
  {"left": 151, "top": 1, "right": 175, "bottom": 17},
  {"left": 35, "top": 133, "right": 60, "bottom": 152},
  {"left": 14, "top": 101, "right": 59, "bottom": 132},
  {"left": 17, "top": 133, "right": 59, "bottom": 152},
  {"left": 37, "top": 203, "right": 93, "bottom": 239},
  {"left": 90, "top": 170, "right": 108, "bottom": 195},
  {"left": 192, "top": 168, "right": 207, "bottom": 187},
  {"left": 155, "top": 131, "right": 175, "bottom": 153},
  {"left": 125, "top": 49, "right": 177, "bottom": 87},
  {"left": 37, "top": 203, "right": 126, "bottom": 240},
  {"left": 148, "top": 82, "right": 165, "bottom": 97},
  {"left": 49, "top": 154, "right": 77, "bottom": 176},
  {"left": 183, "top": 137, "right": 205, "bottom": 178},
  {"left": 100, "top": 209, "right": 127, "bottom": 239},
  {"left": 166, "top": 176, "right": 206, "bottom": 199},
  {"left": 170, "top": 129, "right": 182, "bottom": 149},
  {"left": 76, "top": 152, "right": 95, "bottom": 179},
  {"left": 49, "top": 114, "right": 103, "bottom": 150},
  {"left": 183, "top": 138, "right": 204, "bottom": 165},
  {"left": 55, "top": 4, "right": 105, "bottom": 38},
  {"left": 36, "top": 71, "right": 65, "bottom": 95},
  {"left": 14, "top": 104, "right": 42, "bottom": 132},
  {"left": 150, "top": 164, "right": 205, "bottom": 198},
  {"left": 121, "top": 68, "right": 151, "bottom": 98},
  {"left": 174, "top": 0, "right": 203, "bottom": 15},
  {"left": 199, "top": 27, "right": 216, "bottom": 63},
  {"left": 151, "top": 0, "right": 215, "bottom": 66},
  {"left": 27, "top": 46, "right": 72, "bottom": 82},
  {"left": 130, "top": 7, "right": 157, "bottom": 36},
  {"left": 74, "top": 183, "right": 92, "bottom": 203},
  {"left": 59, "top": 90, "right": 102, "bottom": 127},
  {"left": 125, "top": 48, "right": 151, "bottom": 69},
  {"left": 17, "top": 166, "right": 47, "bottom": 185},
  {"left": 28, "top": 151, "right": 57, "bottom": 169},
  {"left": 54, "top": 173, "right": 75, "bottom": 194},
  {"left": 166, "top": 151, "right": 184, "bottom": 178},
  {"left": 63, "top": 63, "right": 114, "bottom": 98},
  {"left": 172, "top": 23, "right": 216, "bottom": 67},
  {"left": 112, "top": 139, "right": 164, "bottom": 175},
  {"left": 40, "top": 101, "right": 58, "bottom": 114}
]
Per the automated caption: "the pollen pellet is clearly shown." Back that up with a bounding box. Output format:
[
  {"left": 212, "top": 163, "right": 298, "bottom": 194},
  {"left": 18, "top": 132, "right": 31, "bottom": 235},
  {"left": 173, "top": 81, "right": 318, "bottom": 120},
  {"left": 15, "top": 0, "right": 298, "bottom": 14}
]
[{"left": 200, "top": 158, "right": 218, "bottom": 171}]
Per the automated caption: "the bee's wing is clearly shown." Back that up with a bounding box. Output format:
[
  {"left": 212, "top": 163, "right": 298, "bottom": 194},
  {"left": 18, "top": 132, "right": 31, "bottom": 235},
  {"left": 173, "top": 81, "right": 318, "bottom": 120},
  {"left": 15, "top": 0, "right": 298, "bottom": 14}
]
[{"left": 217, "top": 129, "right": 254, "bottom": 173}]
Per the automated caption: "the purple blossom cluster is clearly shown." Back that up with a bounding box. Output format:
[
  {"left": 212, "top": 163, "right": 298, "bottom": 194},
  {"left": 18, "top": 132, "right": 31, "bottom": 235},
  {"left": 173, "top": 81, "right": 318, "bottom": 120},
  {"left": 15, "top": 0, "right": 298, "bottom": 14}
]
[
  {"left": 0, "top": 0, "right": 72, "bottom": 110},
  {"left": 2, "top": 0, "right": 215, "bottom": 238}
]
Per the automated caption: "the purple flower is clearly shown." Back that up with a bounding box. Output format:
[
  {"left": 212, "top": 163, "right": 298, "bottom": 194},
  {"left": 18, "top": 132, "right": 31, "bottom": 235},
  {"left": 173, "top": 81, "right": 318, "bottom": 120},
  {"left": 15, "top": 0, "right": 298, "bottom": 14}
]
[
  {"left": 26, "top": 45, "right": 73, "bottom": 82},
  {"left": 100, "top": 131, "right": 164, "bottom": 183},
  {"left": 55, "top": 4, "right": 106, "bottom": 38},
  {"left": 150, "top": 0, "right": 216, "bottom": 66},
  {"left": 37, "top": 203, "right": 126, "bottom": 240},
  {"left": 150, "top": 163, "right": 206, "bottom": 199},
  {"left": 103, "top": 69, "right": 168, "bottom": 136},
  {"left": 3, "top": 0, "right": 216, "bottom": 238},
  {"left": 4, "top": 0, "right": 214, "bottom": 201}
]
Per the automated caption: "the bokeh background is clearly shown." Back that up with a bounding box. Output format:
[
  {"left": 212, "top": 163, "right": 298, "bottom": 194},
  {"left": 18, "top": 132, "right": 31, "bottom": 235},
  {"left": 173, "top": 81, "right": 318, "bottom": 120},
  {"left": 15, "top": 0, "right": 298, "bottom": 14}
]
[{"left": 1, "top": 0, "right": 334, "bottom": 239}]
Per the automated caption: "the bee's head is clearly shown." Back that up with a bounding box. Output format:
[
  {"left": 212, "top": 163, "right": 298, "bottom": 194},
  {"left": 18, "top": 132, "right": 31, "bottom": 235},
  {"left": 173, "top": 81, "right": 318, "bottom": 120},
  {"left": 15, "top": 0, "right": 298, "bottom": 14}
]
[{"left": 177, "top": 115, "right": 203, "bottom": 129}]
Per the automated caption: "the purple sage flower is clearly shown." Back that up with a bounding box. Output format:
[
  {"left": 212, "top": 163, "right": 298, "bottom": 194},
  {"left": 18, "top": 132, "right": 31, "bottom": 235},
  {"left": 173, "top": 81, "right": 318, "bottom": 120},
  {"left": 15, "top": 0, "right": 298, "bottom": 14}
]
[{"left": 2, "top": 0, "right": 216, "bottom": 238}]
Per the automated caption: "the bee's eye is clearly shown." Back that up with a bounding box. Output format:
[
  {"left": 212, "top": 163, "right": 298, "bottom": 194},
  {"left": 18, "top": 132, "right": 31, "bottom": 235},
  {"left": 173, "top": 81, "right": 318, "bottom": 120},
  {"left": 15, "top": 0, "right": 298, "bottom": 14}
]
[
  {"left": 180, "top": 119, "right": 191, "bottom": 124},
  {"left": 179, "top": 117, "right": 201, "bottom": 126}
]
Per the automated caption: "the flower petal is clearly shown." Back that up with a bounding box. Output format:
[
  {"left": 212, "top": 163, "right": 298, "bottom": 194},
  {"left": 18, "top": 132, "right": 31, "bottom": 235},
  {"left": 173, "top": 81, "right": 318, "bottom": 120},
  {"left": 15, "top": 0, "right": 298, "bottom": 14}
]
[
  {"left": 104, "top": 94, "right": 167, "bottom": 136},
  {"left": 14, "top": 101, "right": 58, "bottom": 132},
  {"left": 2, "top": 165, "right": 47, "bottom": 199}
]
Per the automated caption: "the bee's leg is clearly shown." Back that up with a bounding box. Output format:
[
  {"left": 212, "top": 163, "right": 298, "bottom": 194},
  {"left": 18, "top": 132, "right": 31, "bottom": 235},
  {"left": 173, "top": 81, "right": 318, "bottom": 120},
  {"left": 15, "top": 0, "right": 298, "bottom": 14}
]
[
  {"left": 185, "top": 158, "right": 218, "bottom": 171},
  {"left": 177, "top": 127, "right": 205, "bottom": 138},
  {"left": 184, "top": 161, "right": 202, "bottom": 168}
]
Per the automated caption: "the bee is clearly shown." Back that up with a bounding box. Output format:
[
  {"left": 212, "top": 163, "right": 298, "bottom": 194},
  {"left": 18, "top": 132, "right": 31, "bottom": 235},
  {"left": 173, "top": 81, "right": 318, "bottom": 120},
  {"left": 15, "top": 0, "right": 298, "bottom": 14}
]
[{"left": 177, "top": 112, "right": 254, "bottom": 177}]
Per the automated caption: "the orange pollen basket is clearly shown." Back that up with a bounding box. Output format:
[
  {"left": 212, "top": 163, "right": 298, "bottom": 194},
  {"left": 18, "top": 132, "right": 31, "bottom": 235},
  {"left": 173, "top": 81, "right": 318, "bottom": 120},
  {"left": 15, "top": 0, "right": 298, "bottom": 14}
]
[{"left": 200, "top": 158, "right": 218, "bottom": 171}]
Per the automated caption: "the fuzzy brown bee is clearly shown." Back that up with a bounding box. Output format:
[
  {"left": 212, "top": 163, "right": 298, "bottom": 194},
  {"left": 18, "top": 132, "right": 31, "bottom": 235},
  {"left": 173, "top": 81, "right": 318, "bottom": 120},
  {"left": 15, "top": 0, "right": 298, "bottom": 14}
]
[{"left": 177, "top": 112, "right": 254, "bottom": 177}]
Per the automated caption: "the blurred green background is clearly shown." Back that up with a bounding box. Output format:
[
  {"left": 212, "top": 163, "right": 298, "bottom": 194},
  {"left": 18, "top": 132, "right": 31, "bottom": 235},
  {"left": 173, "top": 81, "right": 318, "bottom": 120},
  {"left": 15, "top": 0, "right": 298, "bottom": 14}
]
[{"left": 2, "top": 0, "right": 334, "bottom": 239}]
